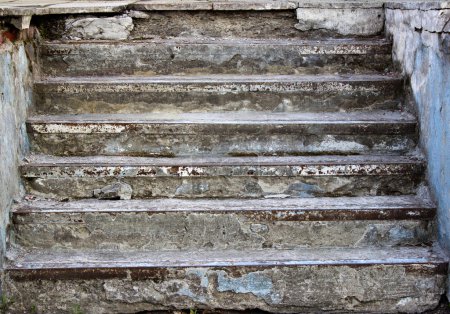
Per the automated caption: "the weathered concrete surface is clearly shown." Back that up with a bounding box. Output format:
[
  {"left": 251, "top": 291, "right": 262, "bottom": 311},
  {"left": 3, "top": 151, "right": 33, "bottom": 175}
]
[
  {"left": 39, "top": 38, "right": 392, "bottom": 77},
  {"left": 385, "top": 3, "right": 450, "bottom": 298},
  {"left": 0, "top": 39, "right": 33, "bottom": 268},
  {"left": 63, "top": 16, "right": 134, "bottom": 40},
  {"left": 33, "top": 74, "right": 404, "bottom": 114},
  {"left": 37, "top": 11, "right": 304, "bottom": 40},
  {"left": 0, "top": 1, "right": 134, "bottom": 17},
  {"left": 131, "top": 0, "right": 298, "bottom": 11},
  {"left": 296, "top": 4, "right": 384, "bottom": 36},
  {"left": 93, "top": 182, "right": 132, "bottom": 200},
  {"left": 20, "top": 155, "right": 424, "bottom": 199},
  {"left": 26, "top": 111, "right": 417, "bottom": 156},
  {"left": 11, "top": 196, "right": 436, "bottom": 250},
  {"left": 3, "top": 247, "right": 447, "bottom": 314}
]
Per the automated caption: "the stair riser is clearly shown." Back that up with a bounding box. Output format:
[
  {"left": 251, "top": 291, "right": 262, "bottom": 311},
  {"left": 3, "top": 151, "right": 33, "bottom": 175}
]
[
  {"left": 5, "top": 263, "right": 446, "bottom": 314},
  {"left": 28, "top": 129, "right": 416, "bottom": 157},
  {"left": 34, "top": 79, "right": 403, "bottom": 114},
  {"left": 23, "top": 174, "right": 422, "bottom": 199},
  {"left": 40, "top": 42, "right": 391, "bottom": 77},
  {"left": 13, "top": 210, "right": 434, "bottom": 250}
]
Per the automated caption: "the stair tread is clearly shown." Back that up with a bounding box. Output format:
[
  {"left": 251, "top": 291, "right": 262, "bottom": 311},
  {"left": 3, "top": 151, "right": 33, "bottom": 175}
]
[
  {"left": 23, "top": 154, "right": 424, "bottom": 167},
  {"left": 7, "top": 246, "right": 447, "bottom": 270},
  {"left": 37, "top": 73, "right": 402, "bottom": 84},
  {"left": 14, "top": 196, "right": 435, "bottom": 223},
  {"left": 14, "top": 195, "right": 434, "bottom": 213},
  {"left": 27, "top": 110, "right": 415, "bottom": 125},
  {"left": 43, "top": 37, "right": 391, "bottom": 47}
]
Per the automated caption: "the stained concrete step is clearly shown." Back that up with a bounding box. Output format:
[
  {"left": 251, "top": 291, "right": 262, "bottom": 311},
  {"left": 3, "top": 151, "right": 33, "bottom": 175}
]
[
  {"left": 27, "top": 111, "right": 417, "bottom": 157},
  {"left": 4, "top": 246, "right": 447, "bottom": 313},
  {"left": 40, "top": 38, "right": 392, "bottom": 77},
  {"left": 33, "top": 74, "right": 403, "bottom": 114},
  {"left": 12, "top": 196, "right": 435, "bottom": 251},
  {"left": 21, "top": 155, "right": 424, "bottom": 199},
  {"left": 35, "top": 6, "right": 384, "bottom": 44}
]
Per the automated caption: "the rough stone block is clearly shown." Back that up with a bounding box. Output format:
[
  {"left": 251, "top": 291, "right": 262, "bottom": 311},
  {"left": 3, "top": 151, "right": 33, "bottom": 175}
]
[
  {"left": 3, "top": 247, "right": 447, "bottom": 313},
  {"left": 11, "top": 196, "right": 436, "bottom": 251},
  {"left": 295, "top": 7, "right": 384, "bottom": 36},
  {"left": 64, "top": 16, "right": 133, "bottom": 40},
  {"left": 93, "top": 182, "right": 132, "bottom": 200}
]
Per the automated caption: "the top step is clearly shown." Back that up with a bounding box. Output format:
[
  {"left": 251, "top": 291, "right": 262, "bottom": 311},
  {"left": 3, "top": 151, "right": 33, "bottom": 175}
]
[{"left": 34, "top": 3, "right": 384, "bottom": 42}]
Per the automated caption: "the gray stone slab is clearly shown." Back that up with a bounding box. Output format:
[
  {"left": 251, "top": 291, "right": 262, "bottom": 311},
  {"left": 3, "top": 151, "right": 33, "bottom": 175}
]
[
  {"left": 131, "top": 0, "right": 213, "bottom": 10},
  {"left": 211, "top": 0, "right": 297, "bottom": 10},
  {"left": 0, "top": 1, "right": 135, "bottom": 16},
  {"left": 4, "top": 247, "right": 447, "bottom": 313},
  {"left": 33, "top": 74, "right": 404, "bottom": 114},
  {"left": 26, "top": 111, "right": 417, "bottom": 156},
  {"left": 12, "top": 196, "right": 436, "bottom": 250},
  {"left": 385, "top": 1, "right": 450, "bottom": 10},
  {"left": 296, "top": 6, "right": 385, "bottom": 36},
  {"left": 20, "top": 155, "right": 424, "bottom": 199},
  {"left": 130, "top": 0, "right": 298, "bottom": 10},
  {"left": 63, "top": 16, "right": 134, "bottom": 40},
  {"left": 39, "top": 38, "right": 392, "bottom": 77}
]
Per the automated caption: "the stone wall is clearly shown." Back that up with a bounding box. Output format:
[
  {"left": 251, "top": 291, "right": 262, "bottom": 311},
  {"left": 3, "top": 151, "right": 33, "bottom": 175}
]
[
  {"left": 385, "top": 1, "right": 450, "bottom": 295},
  {"left": 0, "top": 27, "right": 34, "bottom": 272}
]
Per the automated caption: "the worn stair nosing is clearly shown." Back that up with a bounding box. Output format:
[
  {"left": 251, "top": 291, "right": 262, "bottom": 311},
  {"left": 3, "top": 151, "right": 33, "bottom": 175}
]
[
  {"left": 13, "top": 196, "right": 436, "bottom": 221},
  {"left": 26, "top": 111, "right": 416, "bottom": 135},
  {"left": 20, "top": 154, "right": 425, "bottom": 178},
  {"left": 6, "top": 247, "right": 448, "bottom": 273},
  {"left": 41, "top": 37, "right": 392, "bottom": 50},
  {"left": 36, "top": 73, "right": 403, "bottom": 85}
]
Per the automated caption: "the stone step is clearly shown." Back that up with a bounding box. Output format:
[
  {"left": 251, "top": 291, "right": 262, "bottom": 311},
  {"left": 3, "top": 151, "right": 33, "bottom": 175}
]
[
  {"left": 4, "top": 246, "right": 447, "bottom": 313},
  {"left": 27, "top": 111, "right": 417, "bottom": 157},
  {"left": 33, "top": 74, "right": 403, "bottom": 114},
  {"left": 21, "top": 155, "right": 424, "bottom": 199},
  {"left": 40, "top": 38, "right": 392, "bottom": 77},
  {"left": 35, "top": 5, "right": 384, "bottom": 43},
  {"left": 12, "top": 196, "right": 436, "bottom": 251}
]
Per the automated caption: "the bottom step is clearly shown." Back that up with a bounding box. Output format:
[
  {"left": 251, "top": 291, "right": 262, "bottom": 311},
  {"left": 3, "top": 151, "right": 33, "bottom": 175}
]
[{"left": 4, "top": 247, "right": 447, "bottom": 314}]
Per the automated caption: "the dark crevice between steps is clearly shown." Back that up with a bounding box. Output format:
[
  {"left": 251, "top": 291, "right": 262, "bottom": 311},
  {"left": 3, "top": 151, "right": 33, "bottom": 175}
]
[
  {"left": 134, "top": 295, "right": 450, "bottom": 314},
  {"left": 135, "top": 309, "right": 272, "bottom": 314}
]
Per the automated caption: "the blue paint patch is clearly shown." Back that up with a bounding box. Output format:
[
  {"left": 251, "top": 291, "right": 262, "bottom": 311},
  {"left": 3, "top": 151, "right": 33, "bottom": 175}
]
[
  {"left": 177, "top": 286, "right": 207, "bottom": 303},
  {"left": 411, "top": 34, "right": 450, "bottom": 256},
  {"left": 216, "top": 271, "right": 282, "bottom": 303}
]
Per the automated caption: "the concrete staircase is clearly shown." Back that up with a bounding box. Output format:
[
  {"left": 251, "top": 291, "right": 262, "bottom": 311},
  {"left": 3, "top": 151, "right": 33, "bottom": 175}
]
[{"left": 4, "top": 3, "right": 448, "bottom": 313}]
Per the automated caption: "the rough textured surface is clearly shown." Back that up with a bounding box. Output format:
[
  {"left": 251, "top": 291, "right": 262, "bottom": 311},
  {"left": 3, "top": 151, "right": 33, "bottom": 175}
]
[
  {"left": 20, "top": 155, "right": 425, "bottom": 199},
  {"left": 1, "top": 2, "right": 449, "bottom": 311},
  {"left": 93, "top": 182, "right": 132, "bottom": 200},
  {"left": 11, "top": 196, "right": 436, "bottom": 250},
  {"left": 0, "top": 1, "right": 134, "bottom": 16},
  {"left": 26, "top": 111, "right": 417, "bottom": 156},
  {"left": 36, "top": 11, "right": 305, "bottom": 40},
  {"left": 39, "top": 38, "right": 392, "bottom": 77},
  {"left": 0, "top": 41, "right": 33, "bottom": 269},
  {"left": 131, "top": 0, "right": 298, "bottom": 10},
  {"left": 3, "top": 247, "right": 447, "bottom": 314},
  {"left": 295, "top": 6, "right": 384, "bottom": 36},
  {"left": 385, "top": 3, "right": 450, "bottom": 298},
  {"left": 33, "top": 74, "right": 404, "bottom": 114},
  {"left": 63, "top": 16, "right": 134, "bottom": 40}
]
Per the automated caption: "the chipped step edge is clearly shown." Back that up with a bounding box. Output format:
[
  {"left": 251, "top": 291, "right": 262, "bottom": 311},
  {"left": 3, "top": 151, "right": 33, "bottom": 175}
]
[
  {"left": 19, "top": 155, "right": 425, "bottom": 178},
  {"left": 0, "top": 0, "right": 392, "bottom": 17},
  {"left": 12, "top": 196, "right": 436, "bottom": 221},
  {"left": 5, "top": 246, "right": 449, "bottom": 272}
]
